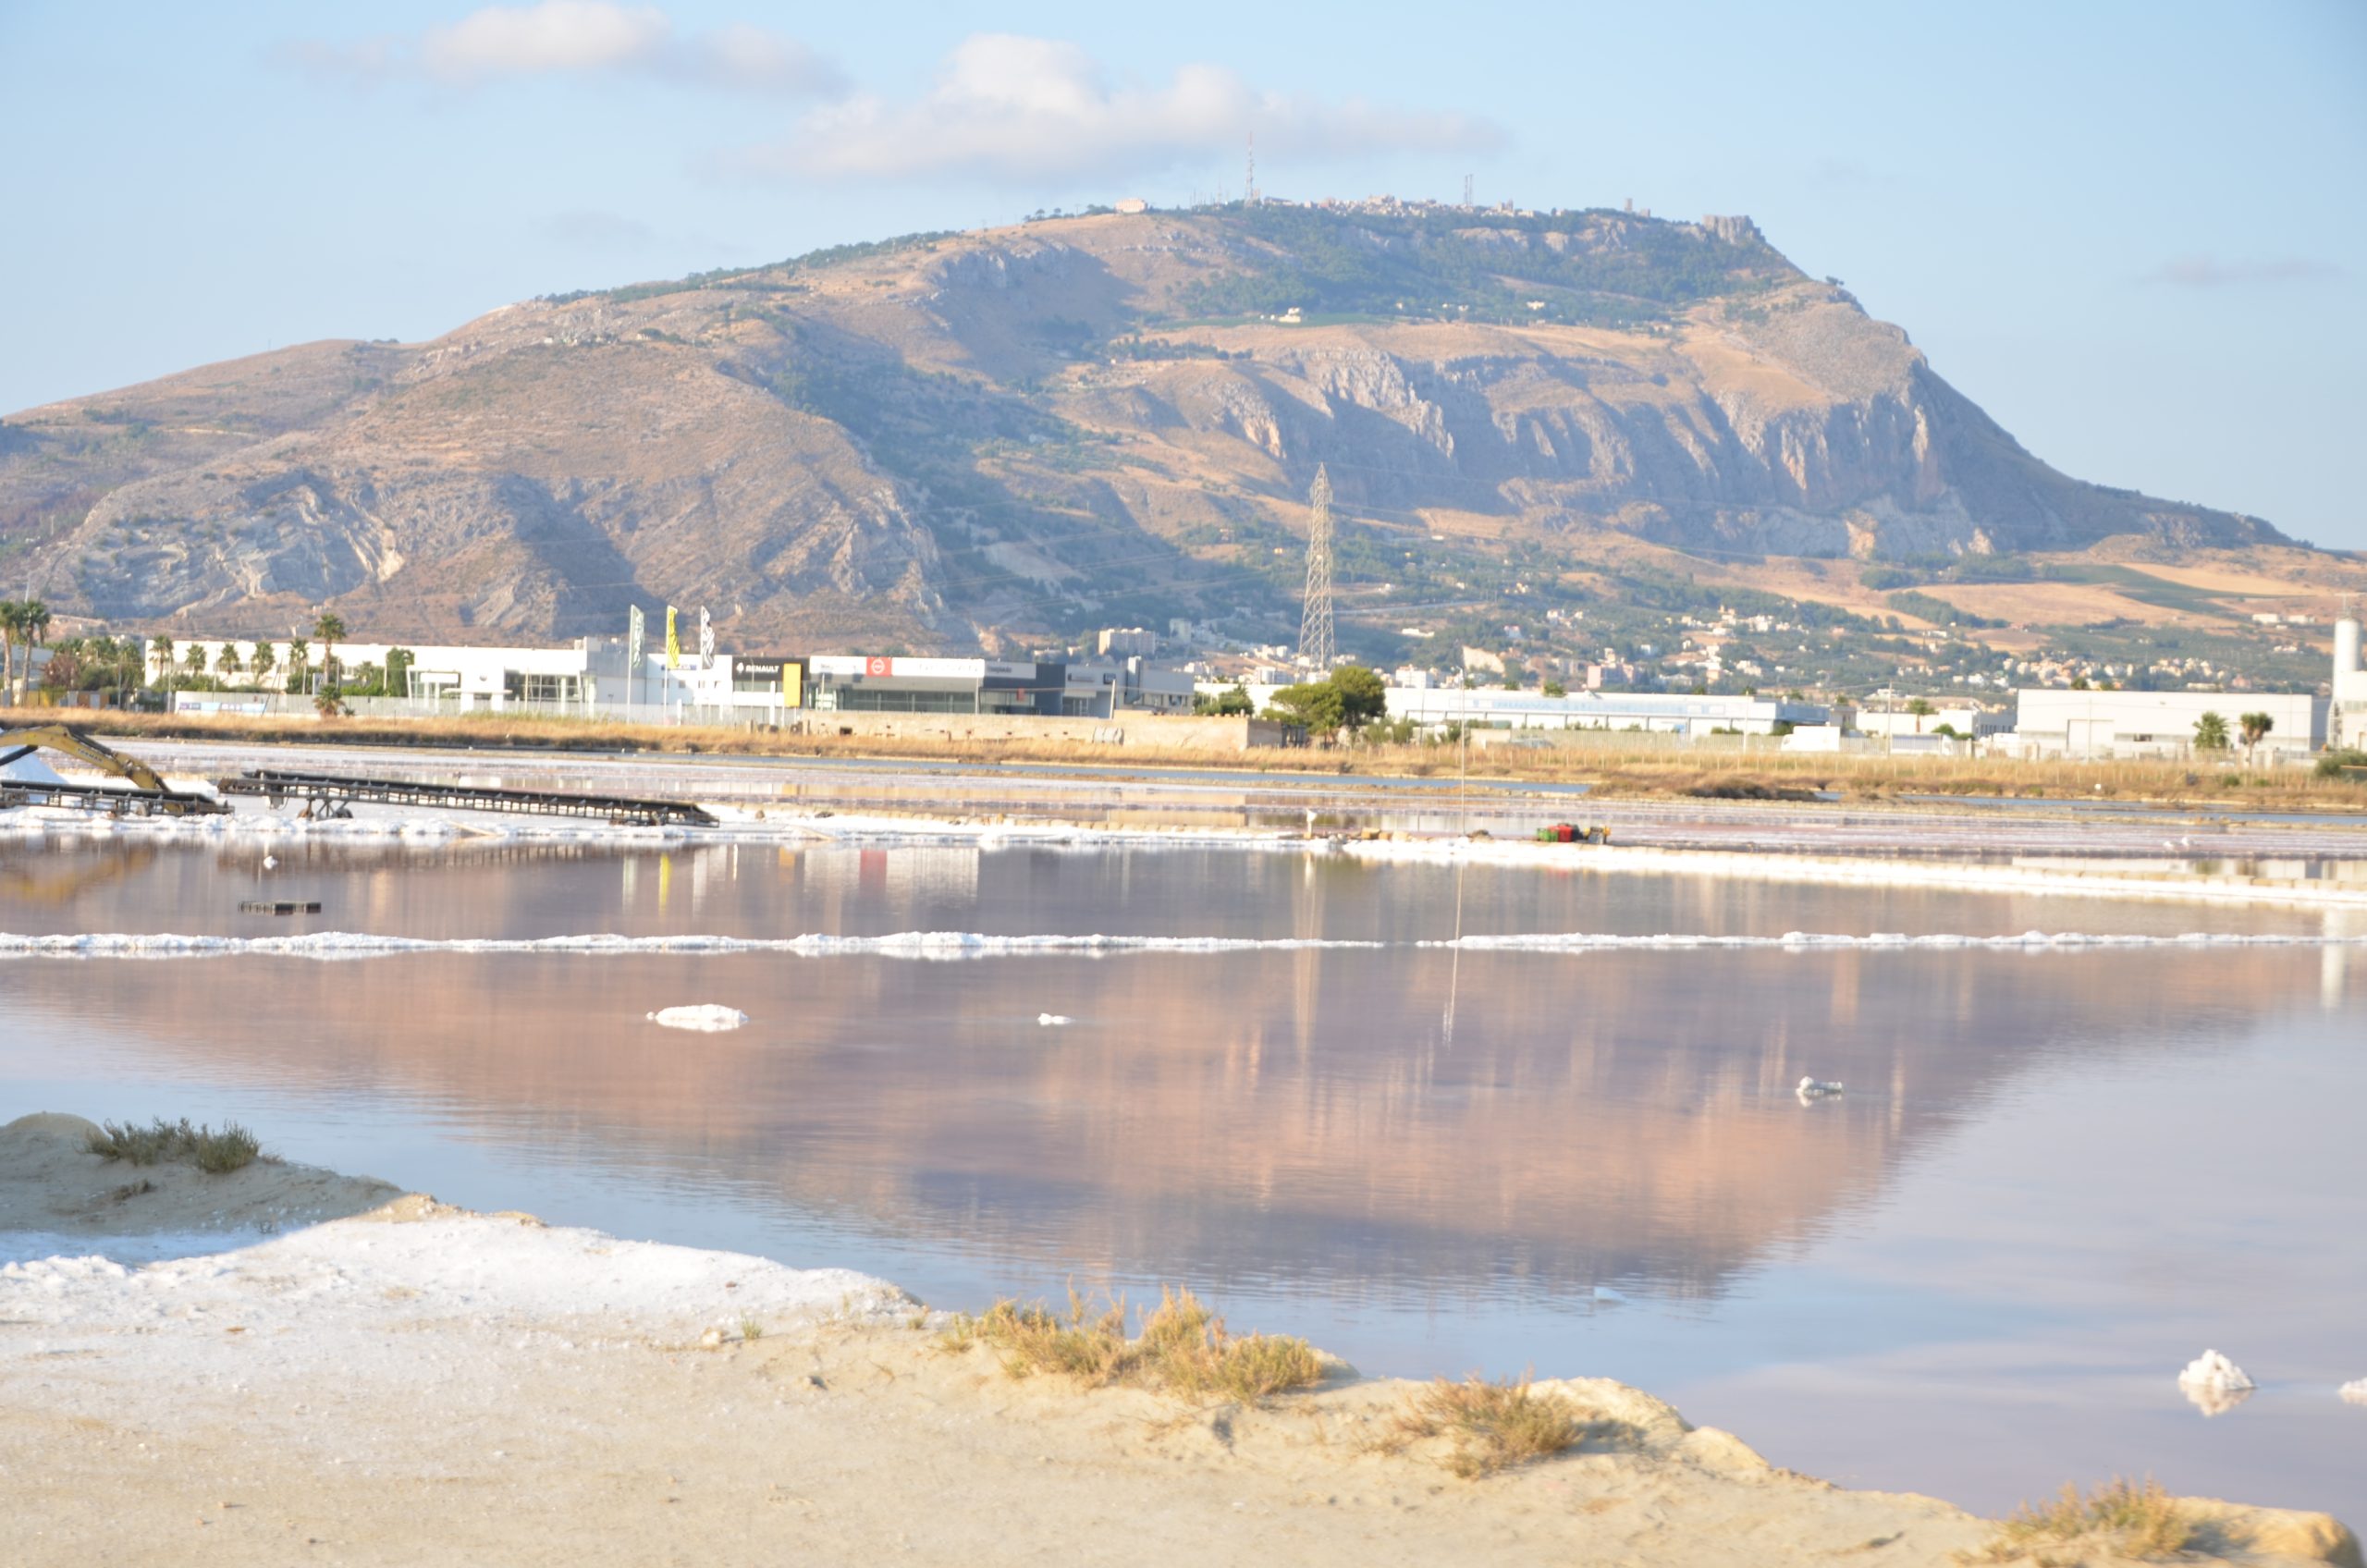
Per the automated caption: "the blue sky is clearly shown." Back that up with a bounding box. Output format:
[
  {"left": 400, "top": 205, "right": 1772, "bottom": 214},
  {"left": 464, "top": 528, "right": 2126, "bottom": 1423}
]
[{"left": 5, "top": 1, "right": 2362, "bottom": 547}]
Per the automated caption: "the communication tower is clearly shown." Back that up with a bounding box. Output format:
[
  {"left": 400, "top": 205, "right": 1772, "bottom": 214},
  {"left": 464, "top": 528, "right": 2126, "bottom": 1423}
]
[
  {"left": 1298, "top": 464, "right": 1336, "bottom": 668},
  {"left": 1463, "top": 174, "right": 1474, "bottom": 207},
  {"left": 1245, "top": 133, "right": 1258, "bottom": 206}
]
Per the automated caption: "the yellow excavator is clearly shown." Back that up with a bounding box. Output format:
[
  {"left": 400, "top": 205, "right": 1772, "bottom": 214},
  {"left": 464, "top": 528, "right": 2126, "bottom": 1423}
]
[{"left": 0, "top": 725, "right": 228, "bottom": 816}]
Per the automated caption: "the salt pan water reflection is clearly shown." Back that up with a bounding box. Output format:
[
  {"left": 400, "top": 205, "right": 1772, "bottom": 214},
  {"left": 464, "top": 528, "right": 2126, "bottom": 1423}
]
[{"left": 0, "top": 839, "right": 2361, "bottom": 1518}]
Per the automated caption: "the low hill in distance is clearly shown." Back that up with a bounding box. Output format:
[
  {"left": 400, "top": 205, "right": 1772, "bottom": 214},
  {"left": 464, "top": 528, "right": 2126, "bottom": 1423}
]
[{"left": 2, "top": 198, "right": 2355, "bottom": 690}]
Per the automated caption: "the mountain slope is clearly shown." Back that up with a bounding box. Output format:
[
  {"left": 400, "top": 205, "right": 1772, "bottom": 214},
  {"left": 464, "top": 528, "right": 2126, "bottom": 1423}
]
[{"left": 0, "top": 202, "right": 2290, "bottom": 651}]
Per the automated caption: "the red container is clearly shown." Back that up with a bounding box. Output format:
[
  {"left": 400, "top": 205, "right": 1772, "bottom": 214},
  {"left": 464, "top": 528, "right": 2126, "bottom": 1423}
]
[{"left": 1554, "top": 823, "right": 1577, "bottom": 843}]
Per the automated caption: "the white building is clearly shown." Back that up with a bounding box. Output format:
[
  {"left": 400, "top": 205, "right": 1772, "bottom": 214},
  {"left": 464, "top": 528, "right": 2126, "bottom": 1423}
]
[
  {"left": 2010, "top": 688, "right": 2325, "bottom": 762},
  {"left": 2336, "top": 612, "right": 2367, "bottom": 749}
]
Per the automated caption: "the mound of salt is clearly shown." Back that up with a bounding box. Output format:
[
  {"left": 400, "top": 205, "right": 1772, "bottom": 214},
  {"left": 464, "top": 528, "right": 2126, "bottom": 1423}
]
[
  {"left": 2340, "top": 1378, "right": 2367, "bottom": 1405},
  {"left": 2177, "top": 1349, "right": 2255, "bottom": 1392},
  {"left": 1037, "top": 1013, "right": 1073, "bottom": 1026},
  {"left": 646, "top": 1005, "right": 749, "bottom": 1033}
]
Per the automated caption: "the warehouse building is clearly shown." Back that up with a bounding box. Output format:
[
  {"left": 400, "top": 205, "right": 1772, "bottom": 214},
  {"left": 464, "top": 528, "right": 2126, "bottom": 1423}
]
[{"left": 2007, "top": 688, "right": 2325, "bottom": 762}]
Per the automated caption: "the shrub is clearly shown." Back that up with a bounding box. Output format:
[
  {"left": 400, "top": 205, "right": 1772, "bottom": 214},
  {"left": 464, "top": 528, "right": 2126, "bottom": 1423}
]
[
  {"left": 1386, "top": 1373, "right": 1633, "bottom": 1478},
  {"left": 1982, "top": 1476, "right": 2193, "bottom": 1561},
  {"left": 941, "top": 1286, "right": 1325, "bottom": 1402},
  {"left": 85, "top": 1117, "right": 262, "bottom": 1174}
]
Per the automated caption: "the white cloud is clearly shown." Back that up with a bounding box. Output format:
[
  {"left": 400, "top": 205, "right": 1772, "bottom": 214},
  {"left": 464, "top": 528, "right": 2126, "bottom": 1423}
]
[
  {"left": 423, "top": 2, "right": 668, "bottom": 79},
  {"left": 741, "top": 33, "right": 1502, "bottom": 183},
  {"left": 2148, "top": 255, "right": 2341, "bottom": 288},
  {"left": 288, "top": 3, "right": 842, "bottom": 96}
]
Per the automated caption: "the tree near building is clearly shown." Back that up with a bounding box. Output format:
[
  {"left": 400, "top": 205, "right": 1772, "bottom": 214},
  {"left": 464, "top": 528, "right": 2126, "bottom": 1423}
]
[
  {"left": 2238, "top": 712, "right": 2275, "bottom": 765},
  {"left": 0, "top": 601, "right": 21, "bottom": 703},
  {"left": 215, "top": 643, "right": 243, "bottom": 680},
  {"left": 384, "top": 646, "right": 414, "bottom": 698},
  {"left": 1331, "top": 665, "right": 1387, "bottom": 729},
  {"left": 151, "top": 635, "right": 177, "bottom": 691},
  {"left": 313, "top": 614, "right": 346, "bottom": 693},
  {"left": 182, "top": 643, "right": 208, "bottom": 682},
  {"left": 1266, "top": 680, "right": 1346, "bottom": 736},
  {"left": 250, "top": 642, "right": 276, "bottom": 686},
  {"left": 285, "top": 637, "right": 311, "bottom": 693},
  {"left": 1193, "top": 684, "right": 1253, "bottom": 717},
  {"left": 2193, "top": 711, "right": 2231, "bottom": 753},
  {"left": 1906, "top": 697, "right": 1935, "bottom": 733}
]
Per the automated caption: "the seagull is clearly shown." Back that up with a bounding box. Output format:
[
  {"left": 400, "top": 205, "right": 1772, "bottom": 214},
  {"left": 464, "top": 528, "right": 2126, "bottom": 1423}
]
[
  {"left": 262, "top": 854, "right": 277, "bottom": 871},
  {"left": 1797, "top": 1076, "right": 1845, "bottom": 1098}
]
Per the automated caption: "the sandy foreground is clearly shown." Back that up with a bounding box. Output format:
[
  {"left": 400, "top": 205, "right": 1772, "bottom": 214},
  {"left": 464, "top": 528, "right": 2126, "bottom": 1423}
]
[{"left": 2, "top": 1113, "right": 2359, "bottom": 1568}]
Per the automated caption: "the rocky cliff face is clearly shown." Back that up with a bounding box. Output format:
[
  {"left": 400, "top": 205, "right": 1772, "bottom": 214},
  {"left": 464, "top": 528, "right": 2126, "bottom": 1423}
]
[{"left": 0, "top": 206, "right": 2284, "bottom": 647}]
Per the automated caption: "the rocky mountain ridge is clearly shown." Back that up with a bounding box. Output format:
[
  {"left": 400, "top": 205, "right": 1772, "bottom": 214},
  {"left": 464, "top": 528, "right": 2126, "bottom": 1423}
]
[{"left": 0, "top": 202, "right": 2287, "bottom": 650}]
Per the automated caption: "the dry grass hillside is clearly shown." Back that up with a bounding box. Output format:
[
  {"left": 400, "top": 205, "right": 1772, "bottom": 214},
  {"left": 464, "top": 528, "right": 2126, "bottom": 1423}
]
[{"left": 0, "top": 202, "right": 2329, "bottom": 655}]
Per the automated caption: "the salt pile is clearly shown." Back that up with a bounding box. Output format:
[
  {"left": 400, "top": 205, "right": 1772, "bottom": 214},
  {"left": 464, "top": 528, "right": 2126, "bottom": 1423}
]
[
  {"left": 646, "top": 1005, "right": 749, "bottom": 1032},
  {"left": 2177, "top": 1349, "right": 2258, "bottom": 1415},
  {"left": 2340, "top": 1378, "right": 2367, "bottom": 1405},
  {"left": 2177, "top": 1349, "right": 2256, "bottom": 1392},
  {"left": 1037, "top": 1013, "right": 1073, "bottom": 1026}
]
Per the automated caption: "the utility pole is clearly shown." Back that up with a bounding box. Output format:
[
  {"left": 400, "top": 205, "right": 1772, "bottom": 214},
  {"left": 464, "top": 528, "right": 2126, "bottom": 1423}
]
[{"left": 1297, "top": 464, "right": 1335, "bottom": 670}]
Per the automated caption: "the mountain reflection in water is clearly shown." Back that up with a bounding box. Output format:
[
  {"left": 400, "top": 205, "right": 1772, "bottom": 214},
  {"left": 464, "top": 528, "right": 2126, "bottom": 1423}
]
[{"left": 1, "top": 839, "right": 2361, "bottom": 1517}]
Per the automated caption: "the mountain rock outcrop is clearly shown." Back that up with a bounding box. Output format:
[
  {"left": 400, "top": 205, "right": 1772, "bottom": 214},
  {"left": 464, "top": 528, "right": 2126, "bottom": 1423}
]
[{"left": 0, "top": 203, "right": 2283, "bottom": 647}]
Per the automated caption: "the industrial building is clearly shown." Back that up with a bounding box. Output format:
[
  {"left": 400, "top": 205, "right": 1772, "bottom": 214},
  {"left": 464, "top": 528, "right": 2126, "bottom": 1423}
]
[
  {"left": 808, "top": 655, "right": 1193, "bottom": 718},
  {"left": 2006, "top": 688, "right": 2325, "bottom": 762}
]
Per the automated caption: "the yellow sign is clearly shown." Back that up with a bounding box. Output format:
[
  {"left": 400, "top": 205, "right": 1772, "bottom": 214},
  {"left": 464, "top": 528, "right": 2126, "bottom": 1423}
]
[
  {"left": 664, "top": 606, "right": 680, "bottom": 670},
  {"left": 782, "top": 663, "right": 803, "bottom": 707}
]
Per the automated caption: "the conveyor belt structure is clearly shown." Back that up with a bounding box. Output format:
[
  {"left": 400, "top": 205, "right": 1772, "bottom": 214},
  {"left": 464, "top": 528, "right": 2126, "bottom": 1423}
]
[{"left": 216, "top": 768, "right": 717, "bottom": 827}]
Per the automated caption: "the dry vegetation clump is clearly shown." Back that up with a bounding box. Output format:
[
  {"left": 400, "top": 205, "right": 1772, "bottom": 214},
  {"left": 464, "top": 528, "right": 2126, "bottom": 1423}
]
[
  {"left": 1980, "top": 1476, "right": 2195, "bottom": 1563},
  {"left": 941, "top": 1286, "right": 1326, "bottom": 1402},
  {"left": 85, "top": 1117, "right": 263, "bottom": 1174},
  {"left": 1384, "top": 1373, "right": 1635, "bottom": 1478}
]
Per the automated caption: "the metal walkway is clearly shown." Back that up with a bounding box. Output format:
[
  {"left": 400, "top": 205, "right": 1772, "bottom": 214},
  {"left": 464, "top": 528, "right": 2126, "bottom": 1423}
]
[{"left": 216, "top": 768, "right": 717, "bottom": 828}]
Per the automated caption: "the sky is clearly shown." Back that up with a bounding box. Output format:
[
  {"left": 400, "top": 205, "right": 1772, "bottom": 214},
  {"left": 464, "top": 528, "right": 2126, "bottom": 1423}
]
[{"left": 3, "top": 1, "right": 2363, "bottom": 548}]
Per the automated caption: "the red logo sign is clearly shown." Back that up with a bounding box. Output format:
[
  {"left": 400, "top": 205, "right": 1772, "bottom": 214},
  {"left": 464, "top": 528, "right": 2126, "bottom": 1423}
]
[{"left": 865, "top": 655, "right": 892, "bottom": 678}]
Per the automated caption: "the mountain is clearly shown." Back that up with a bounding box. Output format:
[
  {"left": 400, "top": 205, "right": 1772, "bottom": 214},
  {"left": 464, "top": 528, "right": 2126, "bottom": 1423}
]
[{"left": 0, "top": 201, "right": 2300, "bottom": 655}]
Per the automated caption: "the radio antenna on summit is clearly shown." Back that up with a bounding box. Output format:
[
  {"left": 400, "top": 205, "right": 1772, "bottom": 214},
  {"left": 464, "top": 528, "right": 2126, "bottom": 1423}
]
[
  {"left": 1245, "top": 133, "right": 1258, "bottom": 206},
  {"left": 1298, "top": 464, "right": 1335, "bottom": 669}
]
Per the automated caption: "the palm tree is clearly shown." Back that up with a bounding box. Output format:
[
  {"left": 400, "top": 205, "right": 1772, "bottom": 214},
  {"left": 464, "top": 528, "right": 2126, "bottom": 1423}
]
[
  {"left": 286, "top": 636, "right": 310, "bottom": 693},
  {"left": 313, "top": 613, "right": 346, "bottom": 694},
  {"left": 2238, "top": 712, "right": 2275, "bottom": 766},
  {"left": 151, "top": 634, "right": 177, "bottom": 691},
  {"left": 2193, "top": 710, "right": 2231, "bottom": 753},
  {"left": 215, "top": 643, "right": 243, "bottom": 681},
  {"left": 183, "top": 644, "right": 208, "bottom": 683},
  {"left": 250, "top": 642, "right": 276, "bottom": 688},
  {"left": 1906, "top": 697, "right": 1935, "bottom": 734},
  {"left": 15, "top": 600, "right": 50, "bottom": 699},
  {"left": 0, "top": 600, "right": 21, "bottom": 705}
]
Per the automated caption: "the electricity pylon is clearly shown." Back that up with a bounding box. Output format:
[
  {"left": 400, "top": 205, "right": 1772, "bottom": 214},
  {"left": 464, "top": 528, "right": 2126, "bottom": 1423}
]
[{"left": 1298, "top": 464, "right": 1336, "bottom": 669}]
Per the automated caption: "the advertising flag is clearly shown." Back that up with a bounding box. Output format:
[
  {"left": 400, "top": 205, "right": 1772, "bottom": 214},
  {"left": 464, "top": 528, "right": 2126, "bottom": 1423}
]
[
  {"left": 665, "top": 606, "right": 680, "bottom": 670},
  {"left": 698, "top": 606, "right": 715, "bottom": 668},
  {"left": 627, "top": 606, "right": 644, "bottom": 668}
]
